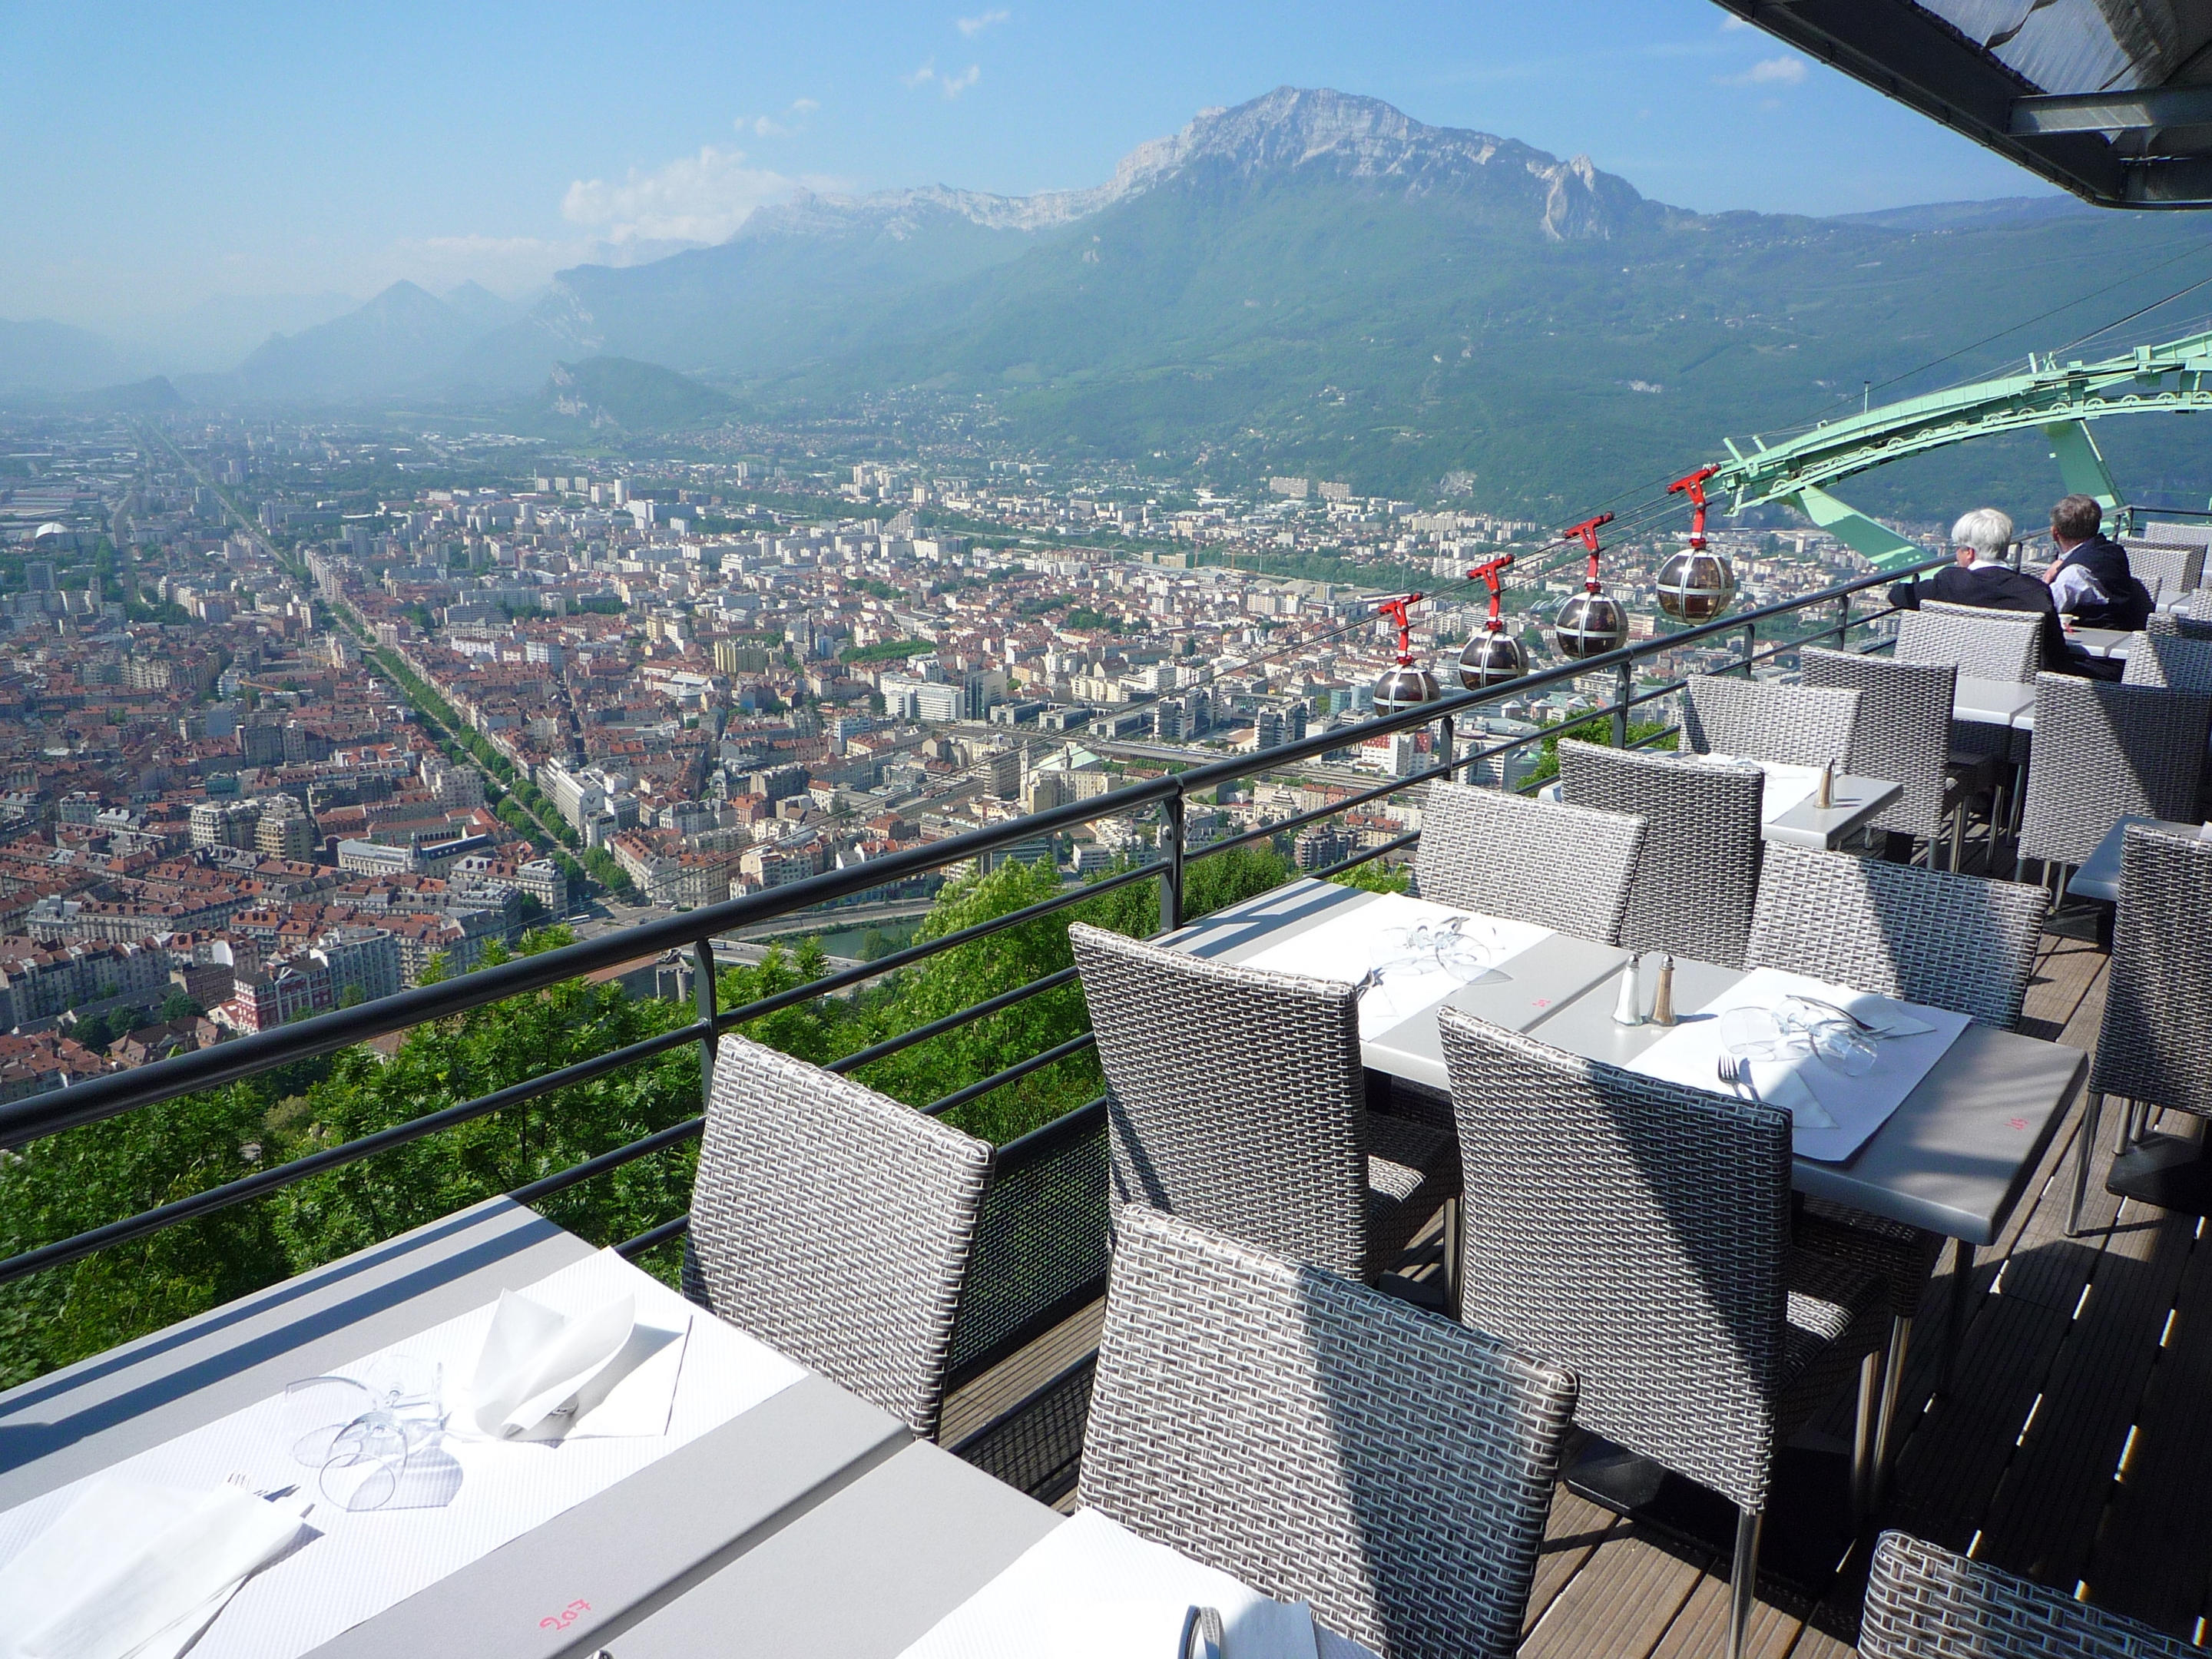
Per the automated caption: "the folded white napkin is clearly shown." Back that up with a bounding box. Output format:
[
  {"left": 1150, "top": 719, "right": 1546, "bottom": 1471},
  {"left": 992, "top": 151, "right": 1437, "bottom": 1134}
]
[
  {"left": 0, "top": 1479, "right": 305, "bottom": 1659},
  {"left": 1859, "top": 1010, "right": 1937, "bottom": 1038},
  {"left": 467, "top": 1290, "right": 635, "bottom": 1440},
  {"left": 1740, "top": 1059, "right": 1836, "bottom": 1131}
]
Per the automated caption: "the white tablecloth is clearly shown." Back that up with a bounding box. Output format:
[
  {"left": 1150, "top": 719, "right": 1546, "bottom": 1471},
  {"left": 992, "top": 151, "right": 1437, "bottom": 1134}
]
[
  {"left": 1239, "top": 892, "right": 1552, "bottom": 1041},
  {"left": 0, "top": 1250, "right": 805, "bottom": 1659},
  {"left": 897, "top": 1507, "right": 1376, "bottom": 1659},
  {"left": 1622, "top": 966, "right": 1970, "bottom": 1162}
]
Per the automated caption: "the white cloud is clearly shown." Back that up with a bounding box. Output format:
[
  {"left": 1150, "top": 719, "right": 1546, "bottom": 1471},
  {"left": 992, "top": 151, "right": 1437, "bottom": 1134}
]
[
  {"left": 957, "top": 8, "right": 1009, "bottom": 35},
  {"left": 905, "top": 58, "right": 982, "bottom": 98},
  {"left": 743, "top": 98, "right": 820, "bottom": 138},
  {"left": 1717, "top": 55, "right": 1807, "bottom": 88},
  {"left": 561, "top": 145, "right": 798, "bottom": 246}
]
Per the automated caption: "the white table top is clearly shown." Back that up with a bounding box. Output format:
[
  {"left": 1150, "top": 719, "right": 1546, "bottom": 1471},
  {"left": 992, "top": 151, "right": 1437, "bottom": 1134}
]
[
  {"left": 1954, "top": 677, "right": 2035, "bottom": 727},
  {"left": 0, "top": 1199, "right": 911, "bottom": 1659},
  {"left": 2065, "top": 627, "right": 2135, "bottom": 660}
]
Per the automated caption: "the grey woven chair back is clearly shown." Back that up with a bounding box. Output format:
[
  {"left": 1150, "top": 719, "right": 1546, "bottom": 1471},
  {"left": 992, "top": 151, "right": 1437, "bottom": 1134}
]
[
  {"left": 2122, "top": 631, "right": 2212, "bottom": 691},
  {"left": 1860, "top": 1530, "right": 2194, "bottom": 1658},
  {"left": 1800, "top": 645, "right": 1956, "bottom": 842},
  {"left": 2121, "top": 541, "right": 2206, "bottom": 598},
  {"left": 1681, "top": 674, "right": 1862, "bottom": 770},
  {"left": 2090, "top": 823, "right": 2212, "bottom": 1120},
  {"left": 1081, "top": 1204, "right": 1578, "bottom": 1659},
  {"left": 1745, "top": 844, "right": 2042, "bottom": 1031},
  {"left": 1414, "top": 777, "right": 1647, "bottom": 943},
  {"left": 1555, "top": 738, "right": 1763, "bottom": 967},
  {"left": 2018, "top": 674, "right": 2212, "bottom": 867},
  {"left": 1068, "top": 922, "right": 1371, "bottom": 1277},
  {"left": 1437, "top": 1004, "right": 1792, "bottom": 1512},
  {"left": 1896, "top": 601, "right": 2044, "bottom": 682},
  {"left": 684, "top": 1032, "right": 992, "bottom": 1439}
]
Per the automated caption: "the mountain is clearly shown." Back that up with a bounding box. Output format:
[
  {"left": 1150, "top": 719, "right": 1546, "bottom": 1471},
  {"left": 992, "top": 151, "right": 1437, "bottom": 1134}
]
[
  {"left": 533, "top": 357, "right": 732, "bottom": 432},
  {"left": 232, "top": 281, "right": 490, "bottom": 399},
  {"left": 0, "top": 318, "right": 147, "bottom": 396},
  {"left": 441, "top": 280, "right": 529, "bottom": 331},
  {"left": 88, "top": 376, "right": 185, "bottom": 412},
  {"left": 138, "top": 85, "right": 2212, "bottom": 512}
]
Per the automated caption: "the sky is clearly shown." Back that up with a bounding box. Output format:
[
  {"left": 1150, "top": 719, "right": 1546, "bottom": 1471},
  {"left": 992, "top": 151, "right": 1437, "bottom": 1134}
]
[{"left": 0, "top": 0, "right": 2052, "bottom": 341}]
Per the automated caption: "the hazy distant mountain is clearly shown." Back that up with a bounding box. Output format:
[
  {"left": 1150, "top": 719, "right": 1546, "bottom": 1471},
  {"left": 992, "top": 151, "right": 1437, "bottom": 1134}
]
[
  {"left": 0, "top": 318, "right": 148, "bottom": 396},
  {"left": 127, "top": 290, "right": 360, "bottom": 373},
  {"left": 441, "top": 280, "right": 530, "bottom": 331},
  {"left": 88, "top": 376, "right": 185, "bottom": 412},
  {"left": 233, "top": 281, "right": 490, "bottom": 398},
  {"left": 1826, "top": 195, "right": 2096, "bottom": 231}
]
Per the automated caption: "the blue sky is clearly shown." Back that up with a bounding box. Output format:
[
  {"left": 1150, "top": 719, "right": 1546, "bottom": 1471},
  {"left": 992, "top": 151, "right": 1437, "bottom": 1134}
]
[{"left": 0, "top": 0, "right": 2048, "bottom": 333}]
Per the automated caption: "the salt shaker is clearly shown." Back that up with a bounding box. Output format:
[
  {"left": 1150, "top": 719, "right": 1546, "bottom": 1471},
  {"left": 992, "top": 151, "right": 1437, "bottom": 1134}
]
[
  {"left": 1816, "top": 760, "right": 1835, "bottom": 809},
  {"left": 1651, "top": 954, "right": 1677, "bottom": 1026},
  {"left": 1612, "top": 951, "right": 1644, "bottom": 1026}
]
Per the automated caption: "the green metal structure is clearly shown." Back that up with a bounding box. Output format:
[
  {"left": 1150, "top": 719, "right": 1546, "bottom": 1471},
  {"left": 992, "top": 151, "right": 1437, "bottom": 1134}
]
[{"left": 1709, "top": 326, "right": 2212, "bottom": 570}]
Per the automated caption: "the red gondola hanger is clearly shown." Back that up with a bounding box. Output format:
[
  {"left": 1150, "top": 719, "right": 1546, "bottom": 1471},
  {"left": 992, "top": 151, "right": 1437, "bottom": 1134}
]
[
  {"left": 1469, "top": 555, "right": 1515, "bottom": 630},
  {"left": 1376, "top": 592, "right": 1423, "bottom": 664},
  {"left": 1457, "top": 555, "right": 1526, "bottom": 690},
  {"left": 1667, "top": 466, "right": 1720, "bottom": 551},
  {"left": 1372, "top": 591, "right": 1443, "bottom": 714},
  {"left": 1564, "top": 512, "right": 1614, "bottom": 589},
  {"left": 1552, "top": 513, "right": 1627, "bottom": 661}
]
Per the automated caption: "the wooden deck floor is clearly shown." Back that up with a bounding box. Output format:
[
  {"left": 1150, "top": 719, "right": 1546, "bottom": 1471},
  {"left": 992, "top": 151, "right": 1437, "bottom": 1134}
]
[
  {"left": 945, "top": 907, "right": 2210, "bottom": 1656},
  {"left": 1521, "top": 920, "right": 2212, "bottom": 1657}
]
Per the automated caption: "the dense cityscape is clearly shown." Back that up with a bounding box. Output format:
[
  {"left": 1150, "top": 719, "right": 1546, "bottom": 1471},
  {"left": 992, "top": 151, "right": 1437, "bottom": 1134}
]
[{"left": 0, "top": 404, "right": 1900, "bottom": 1098}]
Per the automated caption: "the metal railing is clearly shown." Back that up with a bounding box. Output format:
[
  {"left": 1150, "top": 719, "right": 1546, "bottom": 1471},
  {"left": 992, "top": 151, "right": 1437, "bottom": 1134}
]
[{"left": 0, "top": 553, "right": 1942, "bottom": 1488}]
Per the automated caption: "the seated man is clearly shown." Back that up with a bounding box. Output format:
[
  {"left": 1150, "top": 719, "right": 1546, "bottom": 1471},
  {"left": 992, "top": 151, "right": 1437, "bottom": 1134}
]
[
  {"left": 1886, "top": 506, "right": 2107, "bottom": 676},
  {"left": 2045, "top": 492, "right": 2154, "bottom": 633}
]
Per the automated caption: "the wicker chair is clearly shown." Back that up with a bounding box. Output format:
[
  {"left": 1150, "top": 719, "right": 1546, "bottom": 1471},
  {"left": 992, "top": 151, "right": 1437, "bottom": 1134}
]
[
  {"left": 1681, "top": 674, "right": 1863, "bottom": 770},
  {"left": 1801, "top": 646, "right": 1967, "bottom": 866},
  {"left": 2120, "top": 541, "right": 2205, "bottom": 608},
  {"left": 684, "top": 1033, "right": 992, "bottom": 1440},
  {"left": 2071, "top": 822, "right": 2212, "bottom": 1237},
  {"left": 1436, "top": 1005, "right": 1887, "bottom": 1659},
  {"left": 2121, "top": 630, "right": 2212, "bottom": 691},
  {"left": 1745, "top": 843, "right": 2048, "bottom": 1496},
  {"left": 1080, "top": 1204, "right": 1578, "bottom": 1659},
  {"left": 1859, "top": 1530, "right": 2194, "bottom": 1657},
  {"left": 1068, "top": 922, "right": 1455, "bottom": 1283},
  {"left": 2146, "top": 595, "right": 2212, "bottom": 640},
  {"left": 1413, "top": 778, "right": 1647, "bottom": 945},
  {"left": 2018, "top": 674, "right": 2212, "bottom": 873},
  {"left": 1555, "top": 737, "right": 1764, "bottom": 968},
  {"left": 1896, "top": 601, "right": 2045, "bottom": 682}
]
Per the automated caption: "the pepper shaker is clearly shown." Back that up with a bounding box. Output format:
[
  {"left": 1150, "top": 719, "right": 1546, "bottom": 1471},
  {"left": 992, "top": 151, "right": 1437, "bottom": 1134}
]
[
  {"left": 1816, "top": 759, "right": 1835, "bottom": 809},
  {"left": 1651, "top": 954, "right": 1676, "bottom": 1026}
]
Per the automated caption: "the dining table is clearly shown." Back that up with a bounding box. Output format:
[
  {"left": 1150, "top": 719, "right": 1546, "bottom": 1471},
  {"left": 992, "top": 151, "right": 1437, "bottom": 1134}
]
[
  {"left": 1171, "top": 878, "right": 2088, "bottom": 1356},
  {"left": 1541, "top": 763, "right": 1902, "bottom": 854}
]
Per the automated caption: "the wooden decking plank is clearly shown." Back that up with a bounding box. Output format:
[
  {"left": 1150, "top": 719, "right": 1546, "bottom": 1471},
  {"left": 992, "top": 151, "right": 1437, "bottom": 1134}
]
[
  {"left": 1525, "top": 1485, "right": 1626, "bottom": 1633},
  {"left": 1644, "top": 1568, "right": 1803, "bottom": 1659},
  {"left": 1974, "top": 1198, "right": 2197, "bottom": 1587},
  {"left": 1783, "top": 1622, "right": 1862, "bottom": 1657},
  {"left": 2082, "top": 1213, "right": 2212, "bottom": 1637},
  {"left": 1518, "top": 1526, "right": 1707, "bottom": 1659}
]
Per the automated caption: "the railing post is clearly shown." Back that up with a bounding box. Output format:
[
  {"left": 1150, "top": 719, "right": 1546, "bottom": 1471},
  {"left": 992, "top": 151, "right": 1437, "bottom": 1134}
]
[
  {"left": 1740, "top": 621, "right": 1757, "bottom": 677},
  {"left": 1612, "top": 661, "right": 1631, "bottom": 748},
  {"left": 694, "top": 938, "right": 718, "bottom": 1106},
  {"left": 1158, "top": 793, "right": 1186, "bottom": 935},
  {"left": 1438, "top": 714, "right": 1455, "bottom": 780},
  {"left": 1834, "top": 590, "right": 1851, "bottom": 646}
]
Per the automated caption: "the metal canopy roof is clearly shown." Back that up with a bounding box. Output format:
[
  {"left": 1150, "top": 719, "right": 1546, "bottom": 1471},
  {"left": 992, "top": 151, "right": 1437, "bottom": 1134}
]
[{"left": 1711, "top": 0, "right": 2212, "bottom": 207}]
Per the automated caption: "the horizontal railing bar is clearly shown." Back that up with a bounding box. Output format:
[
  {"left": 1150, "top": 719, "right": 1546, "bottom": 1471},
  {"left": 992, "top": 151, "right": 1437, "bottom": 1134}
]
[
  {"left": 615, "top": 1216, "right": 690, "bottom": 1260},
  {"left": 508, "top": 1115, "right": 707, "bottom": 1207},
  {"left": 0, "top": 1018, "right": 714, "bottom": 1287},
  {"left": 922, "top": 1032, "right": 1098, "bottom": 1119},
  {"left": 826, "top": 967, "right": 1081, "bottom": 1077},
  {"left": 711, "top": 862, "right": 1157, "bottom": 1034},
  {"left": 1306, "top": 830, "right": 1420, "bottom": 882},
  {"left": 992, "top": 1093, "right": 1108, "bottom": 1168}
]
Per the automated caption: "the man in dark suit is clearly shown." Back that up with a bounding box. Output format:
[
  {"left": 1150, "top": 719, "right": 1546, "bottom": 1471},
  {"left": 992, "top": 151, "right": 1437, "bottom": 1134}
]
[
  {"left": 1886, "top": 506, "right": 2108, "bottom": 676},
  {"left": 2045, "top": 492, "right": 2154, "bottom": 632}
]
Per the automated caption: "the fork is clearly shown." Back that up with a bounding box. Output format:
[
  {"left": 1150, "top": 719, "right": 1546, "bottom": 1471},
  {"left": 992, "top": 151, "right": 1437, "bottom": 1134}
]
[{"left": 1717, "top": 1052, "right": 1759, "bottom": 1102}]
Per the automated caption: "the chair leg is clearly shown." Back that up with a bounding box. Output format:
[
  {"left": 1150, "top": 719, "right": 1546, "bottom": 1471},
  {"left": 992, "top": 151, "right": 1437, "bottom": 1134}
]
[
  {"left": 1442, "top": 1196, "right": 1462, "bottom": 1318},
  {"left": 2070, "top": 1093, "right": 2104, "bottom": 1237},
  {"left": 1948, "top": 803, "right": 1965, "bottom": 873},
  {"left": 1851, "top": 1344, "right": 1883, "bottom": 1529},
  {"left": 1727, "top": 1506, "right": 1764, "bottom": 1659},
  {"left": 1873, "top": 1314, "right": 1912, "bottom": 1512}
]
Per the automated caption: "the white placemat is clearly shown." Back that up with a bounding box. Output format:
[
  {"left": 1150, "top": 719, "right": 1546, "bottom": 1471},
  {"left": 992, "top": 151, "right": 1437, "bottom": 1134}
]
[
  {"left": 0, "top": 1250, "right": 805, "bottom": 1659},
  {"left": 1623, "top": 966, "right": 1971, "bottom": 1162},
  {"left": 1239, "top": 892, "right": 1553, "bottom": 1041},
  {"left": 896, "top": 1507, "right": 1376, "bottom": 1659},
  {"left": 1540, "top": 758, "right": 1819, "bottom": 823}
]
